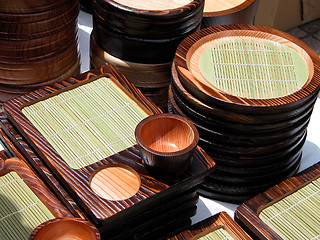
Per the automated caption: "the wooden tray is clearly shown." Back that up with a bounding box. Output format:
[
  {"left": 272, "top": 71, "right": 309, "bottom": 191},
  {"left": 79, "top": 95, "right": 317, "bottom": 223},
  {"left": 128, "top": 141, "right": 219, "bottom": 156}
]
[
  {"left": 0, "top": 152, "right": 75, "bottom": 239},
  {"left": 236, "top": 161, "right": 320, "bottom": 239},
  {"left": 3, "top": 64, "right": 216, "bottom": 231},
  {"left": 168, "top": 211, "right": 252, "bottom": 239}
]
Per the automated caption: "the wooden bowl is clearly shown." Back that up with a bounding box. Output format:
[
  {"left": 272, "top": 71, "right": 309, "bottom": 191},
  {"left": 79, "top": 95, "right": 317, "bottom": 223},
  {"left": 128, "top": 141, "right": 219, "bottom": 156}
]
[
  {"left": 29, "top": 218, "right": 100, "bottom": 240},
  {"left": 201, "top": 0, "right": 258, "bottom": 28},
  {"left": 135, "top": 113, "right": 199, "bottom": 174},
  {"left": 174, "top": 25, "right": 320, "bottom": 114}
]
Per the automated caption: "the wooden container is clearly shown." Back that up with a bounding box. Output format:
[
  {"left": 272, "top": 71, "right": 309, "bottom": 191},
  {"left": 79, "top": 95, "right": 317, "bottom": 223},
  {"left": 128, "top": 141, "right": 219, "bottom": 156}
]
[
  {"left": 201, "top": 0, "right": 259, "bottom": 28},
  {"left": 3, "top": 65, "right": 216, "bottom": 237},
  {"left": 91, "top": 0, "right": 204, "bottom": 64},
  {"left": 30, "top": 218, "right": 100, "bottom": 240},
  {"left": 0, "top": 0, "right": 80, "bottom": 102},
  {"left": 236, "top": 161, "right": 320, "bottom": 239}
]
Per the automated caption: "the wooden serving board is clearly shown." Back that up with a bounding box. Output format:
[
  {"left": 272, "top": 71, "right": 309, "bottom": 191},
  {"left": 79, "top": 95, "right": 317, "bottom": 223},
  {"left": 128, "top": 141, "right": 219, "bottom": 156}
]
[
  {"left": 235, "top": 161, "right": 320, "bottom": 239},
  {"left": 3, "top": 64, "right": 216, "bottom": 231},
  {"left": 168, "top": 211, "right": 252, "bottom": 239}
]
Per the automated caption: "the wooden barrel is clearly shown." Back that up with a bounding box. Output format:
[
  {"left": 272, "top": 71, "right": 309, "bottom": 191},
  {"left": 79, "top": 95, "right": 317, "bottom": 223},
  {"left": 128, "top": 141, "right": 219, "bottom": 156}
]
[
  {"left": 201, "top": 0, "right": 259, "bottom": 28},
  {"left": 0, "top": 0, "right": 80, "bottom": 102},
  {"left": 170, "top": 24, "right": 320, "bottom": 203}
]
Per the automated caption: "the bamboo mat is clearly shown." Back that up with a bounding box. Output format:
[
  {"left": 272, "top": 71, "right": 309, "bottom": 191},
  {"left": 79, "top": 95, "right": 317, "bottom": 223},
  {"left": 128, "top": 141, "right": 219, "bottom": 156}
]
[
  {"left": 22, "top": 76, "right": 149, "bottom": 169},
  {"left": 258, "top": 176, "right": 320, "bottom": 239},
  {"left": 198, "top": 37, "right": 309, "bottom": 99},
  {"left": 0, "top": 172, "right": 54, "bottom": 240},
  {"left": 196, "top": 228, "right": 233, "bottom": 240}
]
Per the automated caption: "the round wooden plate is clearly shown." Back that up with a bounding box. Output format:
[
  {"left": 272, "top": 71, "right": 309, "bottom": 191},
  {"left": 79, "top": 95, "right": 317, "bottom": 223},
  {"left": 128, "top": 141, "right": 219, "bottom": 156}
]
[{"left": 174, "top": 25, "right": 320, "bottom": 114}]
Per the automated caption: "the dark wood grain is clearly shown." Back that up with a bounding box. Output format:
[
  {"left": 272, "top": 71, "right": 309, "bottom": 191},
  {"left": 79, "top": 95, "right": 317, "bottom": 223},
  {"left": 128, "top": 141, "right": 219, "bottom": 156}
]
[
  {"left": 3, "top": 64, "right": 216, "bottom": 231},
  {"left": 201, "top": 0, "right": 259, "bottom": 28},
  {"left": 235, "top": 161, "right": 320, "bottom": 239},
  {"left": 174, "top": 24, "right": 320, "bottom": 114},
  {"left": 168, "top": 211, "right": 252, "bottom": 239}
]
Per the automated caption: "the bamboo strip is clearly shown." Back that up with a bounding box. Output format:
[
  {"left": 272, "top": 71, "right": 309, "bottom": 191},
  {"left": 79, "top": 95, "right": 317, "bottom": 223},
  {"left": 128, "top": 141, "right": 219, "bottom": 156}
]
[
  {"left": 22, "top": 77, "right": 149, "bottom": 169},
  {"left": 196, "top": 227, "right": 233, "bottom": 240},
  {"left": 259, "top": 176, "right": 320, "bottom": 239},
  {"left": 0, "top": 172, "right": 54, "bottom": 240},
  {"left": 199, "top": 37, "right": 307, "bottom": 99}
]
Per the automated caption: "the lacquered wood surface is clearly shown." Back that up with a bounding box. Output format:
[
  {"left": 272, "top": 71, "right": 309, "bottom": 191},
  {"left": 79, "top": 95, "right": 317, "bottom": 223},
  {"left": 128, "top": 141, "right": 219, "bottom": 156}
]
[
  {"left": 3, "top": 64, "right": 216, "bottom": 229},
  {"left": 236, "top": 161, "right": 320, "bottom": 239},
  {"left": 201, "top": 0, "right": 258, "bottom": 28},
  {"left": 174, "top": 25, "right": 320, "bottom": 114},
  {"left": 169, "top": 211, "right": 252, "bottom": 239}
]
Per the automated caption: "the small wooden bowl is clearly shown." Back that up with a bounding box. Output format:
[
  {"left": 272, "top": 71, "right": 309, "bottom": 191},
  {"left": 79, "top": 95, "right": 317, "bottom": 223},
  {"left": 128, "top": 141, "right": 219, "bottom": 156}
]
[
  {"left": 135, "top": 113, "right": 199, "bottom": 174},
  {"left": 29, "top": 218, "right": 100, "bottom": 240}
]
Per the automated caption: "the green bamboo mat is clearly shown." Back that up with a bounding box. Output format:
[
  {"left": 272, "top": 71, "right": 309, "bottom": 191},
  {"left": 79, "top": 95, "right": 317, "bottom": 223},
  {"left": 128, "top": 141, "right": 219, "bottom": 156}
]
[
  {"left": 22, "top": 77, "right": 149, "bottom": 169},
  {"left": 196, "top": 227, "right": 233, "bottom": 240},
  {"left": 199, "top": 37, "right": 309, "bottom": 99},
  {"left": 0, "top": 172, "right": 54, "bottom": 240},
  {"left": 259, "top": 177, "right": 320, "bottom": 239}
]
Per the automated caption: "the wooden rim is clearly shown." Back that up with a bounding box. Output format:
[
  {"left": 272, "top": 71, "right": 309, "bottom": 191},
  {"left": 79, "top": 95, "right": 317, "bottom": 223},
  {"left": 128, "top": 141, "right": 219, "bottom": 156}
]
[
  {"left": 203, "top": 0, "right": 256, "bottom": 16},
  {"left": 174, "top": 25, "right": 320, "bottom": 113},
  {"left": 95, "top": 0, "right": 202, "bottom": 18},
  {"left": 29, "top": 218, "right": 100, "bottom": 240}
]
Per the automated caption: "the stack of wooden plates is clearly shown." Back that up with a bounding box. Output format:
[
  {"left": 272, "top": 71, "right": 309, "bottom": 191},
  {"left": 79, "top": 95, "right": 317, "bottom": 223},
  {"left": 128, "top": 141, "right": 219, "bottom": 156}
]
[
  {"left": 201, "top": 0, "right": 259, "bottom": 28},
  {"left": 3, "top": 65, "right": 216, "bottom": 239},
  {"left": 169, "top": 24, "right": 320, "bottom": 203},
  {"left": 90, "top": 0, "right": 204, "bottom": 111},
  {"left": 0, "top": 0, "right": 80, "bottom": 102}
]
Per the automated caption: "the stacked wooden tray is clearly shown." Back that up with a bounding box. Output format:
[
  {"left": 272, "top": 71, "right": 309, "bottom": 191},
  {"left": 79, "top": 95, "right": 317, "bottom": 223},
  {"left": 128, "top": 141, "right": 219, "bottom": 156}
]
[
  {"left": 236, "top": 161, "right": 320, "bottom": 239},
  {"left": 0, "top": 130, "right": 80, "bottom": 239},
  {"left": 3, "top": 65, "right": 216, "bottom": 239},
  {"left": 201, "top": 0, "right": 259, "bottom": 28},
  {"left": 90, "top": 0, "right": 204, "bottom": 111},
  {"left": 168, "top": 211, "right": 252, "bottom": 239},
  {"left": 0, "top": 0, "right": 80, "bottom": 102},
  {"left": 168, "top": 24, "right": 320, "bottom": 203}
]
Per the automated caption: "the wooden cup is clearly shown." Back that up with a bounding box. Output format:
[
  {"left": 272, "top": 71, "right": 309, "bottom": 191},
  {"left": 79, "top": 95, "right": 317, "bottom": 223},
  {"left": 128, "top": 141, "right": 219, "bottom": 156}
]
[{"left": 135, "top": 113, "right": 199, "bottom": 174}]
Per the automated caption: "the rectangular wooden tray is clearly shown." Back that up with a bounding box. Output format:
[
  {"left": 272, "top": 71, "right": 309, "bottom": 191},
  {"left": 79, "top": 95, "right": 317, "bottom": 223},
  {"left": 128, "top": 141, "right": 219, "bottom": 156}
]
[
  {"left": 0, "top": 145, "right": 74, "bottom": 239},
  {"left": 235, "top": 161, "right": 320, "bottom": 239},
  {"left": 3, "top": 64, "right": 216, "bottom": 230},
  {"left": 168, "top": 211, "right": 252, "bottom": 239}
]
